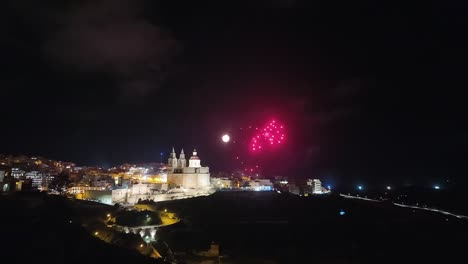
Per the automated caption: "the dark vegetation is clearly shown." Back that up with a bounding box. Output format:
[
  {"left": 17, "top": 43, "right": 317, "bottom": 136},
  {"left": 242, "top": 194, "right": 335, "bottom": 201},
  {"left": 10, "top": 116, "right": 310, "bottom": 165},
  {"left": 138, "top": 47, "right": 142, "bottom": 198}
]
[
  {"left": 1, "top": 191, "right": 467, "bottom": 263},
  {"left": 157, "top": 191, "right": 468, "bottom": 263},
  {"left": 0, "top": 192, "right": 163, "bottom": 264},
  {"left": 115, "top": 209, "right": 162, "bottom": 226}
]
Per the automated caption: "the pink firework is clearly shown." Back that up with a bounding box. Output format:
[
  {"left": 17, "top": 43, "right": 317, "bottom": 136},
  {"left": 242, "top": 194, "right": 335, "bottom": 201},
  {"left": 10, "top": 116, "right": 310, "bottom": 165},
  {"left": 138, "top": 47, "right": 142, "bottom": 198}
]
[{"left": 250, "top": 119, "right": 286, "bottom": 152}]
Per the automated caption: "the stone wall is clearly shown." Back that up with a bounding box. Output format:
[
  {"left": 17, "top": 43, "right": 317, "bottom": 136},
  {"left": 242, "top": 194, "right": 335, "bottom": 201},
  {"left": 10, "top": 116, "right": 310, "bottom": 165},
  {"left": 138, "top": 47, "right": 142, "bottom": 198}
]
[
  {"left": 111, "top": 188, "right": 214, "bottom": 204},
  {"left": 167, "top": 173, "right": 210, "bottom": 189},
  {"left": 81, "top": 190, "right": 112, "bottom": 204}
]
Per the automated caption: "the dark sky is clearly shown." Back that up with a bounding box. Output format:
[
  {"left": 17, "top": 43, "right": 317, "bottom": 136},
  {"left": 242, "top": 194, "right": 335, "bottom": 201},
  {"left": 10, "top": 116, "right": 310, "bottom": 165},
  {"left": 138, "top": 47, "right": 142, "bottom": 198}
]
[{"left": 1, "top": 0, "right": 467, "bottom": 186}]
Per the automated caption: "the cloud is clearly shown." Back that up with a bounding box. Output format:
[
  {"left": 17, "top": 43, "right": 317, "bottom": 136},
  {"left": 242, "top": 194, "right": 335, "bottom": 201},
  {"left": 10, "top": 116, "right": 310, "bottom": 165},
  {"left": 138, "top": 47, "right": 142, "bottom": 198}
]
[{"left": 41, "top": 0, "right": 180, "bottom": 100}]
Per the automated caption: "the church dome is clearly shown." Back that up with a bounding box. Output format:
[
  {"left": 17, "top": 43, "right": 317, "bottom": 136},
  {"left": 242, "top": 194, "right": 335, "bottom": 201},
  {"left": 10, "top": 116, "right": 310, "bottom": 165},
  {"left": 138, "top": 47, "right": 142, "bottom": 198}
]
[{"left": 190, "top": 149, "right": 200, "bottom": 160}]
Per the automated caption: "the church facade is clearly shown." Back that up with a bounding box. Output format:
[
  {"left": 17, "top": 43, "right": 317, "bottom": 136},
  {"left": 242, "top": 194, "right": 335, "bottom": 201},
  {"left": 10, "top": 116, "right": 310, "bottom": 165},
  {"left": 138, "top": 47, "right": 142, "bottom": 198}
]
[{"left": 167, "top": 148, "right": 210, "bottom": 189}]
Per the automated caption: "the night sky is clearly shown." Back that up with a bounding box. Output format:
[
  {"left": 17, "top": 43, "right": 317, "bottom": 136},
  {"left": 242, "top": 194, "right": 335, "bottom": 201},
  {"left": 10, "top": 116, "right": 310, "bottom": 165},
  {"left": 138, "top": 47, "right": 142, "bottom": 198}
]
[{"left": 1, "top": 0, "right": 467, "bottom": 186}]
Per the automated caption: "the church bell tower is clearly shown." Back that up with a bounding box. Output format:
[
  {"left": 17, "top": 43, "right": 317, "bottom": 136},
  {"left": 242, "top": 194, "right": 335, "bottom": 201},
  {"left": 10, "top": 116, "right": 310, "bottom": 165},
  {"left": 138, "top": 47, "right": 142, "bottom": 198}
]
[
  {"left": 178, "top": 149, "right": 187, "bottom": 168},
  {"left": 168, "top": 147, "right": 178, "bottom": 168}
]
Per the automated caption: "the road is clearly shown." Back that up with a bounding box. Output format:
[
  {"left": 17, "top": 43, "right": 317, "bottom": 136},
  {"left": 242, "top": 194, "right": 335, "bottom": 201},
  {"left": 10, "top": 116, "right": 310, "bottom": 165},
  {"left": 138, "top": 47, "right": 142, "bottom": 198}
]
[
  {"left": 339, "top": 193, "right": 468, "bottom": 220},
  {"left": 393, "top": 202, "right": 468, "bottom": 220},
  {"left": 134, "top": 204, "right": 181, "bottom": 227}
]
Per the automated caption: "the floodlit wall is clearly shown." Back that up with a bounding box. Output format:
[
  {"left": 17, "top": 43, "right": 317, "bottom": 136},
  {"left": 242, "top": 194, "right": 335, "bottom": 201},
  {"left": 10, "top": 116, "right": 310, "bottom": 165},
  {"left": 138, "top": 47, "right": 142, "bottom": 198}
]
[
  {"left": 82, "top": 190, "right": 112, "bottom": 204},
  {"left": 112, "top": 189, "right": 128, "bottom": 203},
  {"left": 130, "top": 183, "right": 150, "bottom": 195},
  {"left": 168, "top": 173, "right": 210, "bottom": 188},
  {"left": 112, "top": 190, "right": 213, "bottom": 204}
]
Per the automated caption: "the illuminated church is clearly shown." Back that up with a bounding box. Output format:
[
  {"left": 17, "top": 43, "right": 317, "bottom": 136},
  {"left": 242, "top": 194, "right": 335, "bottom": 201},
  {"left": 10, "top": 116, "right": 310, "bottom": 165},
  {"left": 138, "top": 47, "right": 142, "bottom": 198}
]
[{"left": 167, "top": 148, "right": 210, "bottom": 189}]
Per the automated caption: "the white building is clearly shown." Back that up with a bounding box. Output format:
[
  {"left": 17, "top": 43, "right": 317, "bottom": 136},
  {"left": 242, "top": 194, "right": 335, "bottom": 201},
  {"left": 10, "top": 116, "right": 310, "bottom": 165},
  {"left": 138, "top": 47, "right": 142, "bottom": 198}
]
[
  {"left": 24, "top": 171, "right": 44, "bottom": 188},
  {"left": 211, "top": 177, "right": 233, "bottom": 189},
  {"left": 11, "top": 168, "right": 25, "bottom": 179},
  {"left": 126, "top": 167, "right": 148, "bottom": 177},
  {"left": 167, "top": 148, "right": 210, "bottom": 189},
  {"left": 306, "top": 179, "right": 330, "bottom": 194},
  {"left": 244, "top": 179, "right": 273, "bottom": 191},
  {"left": 68, "top": 186, "right": 106, "bottom": 194}
]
